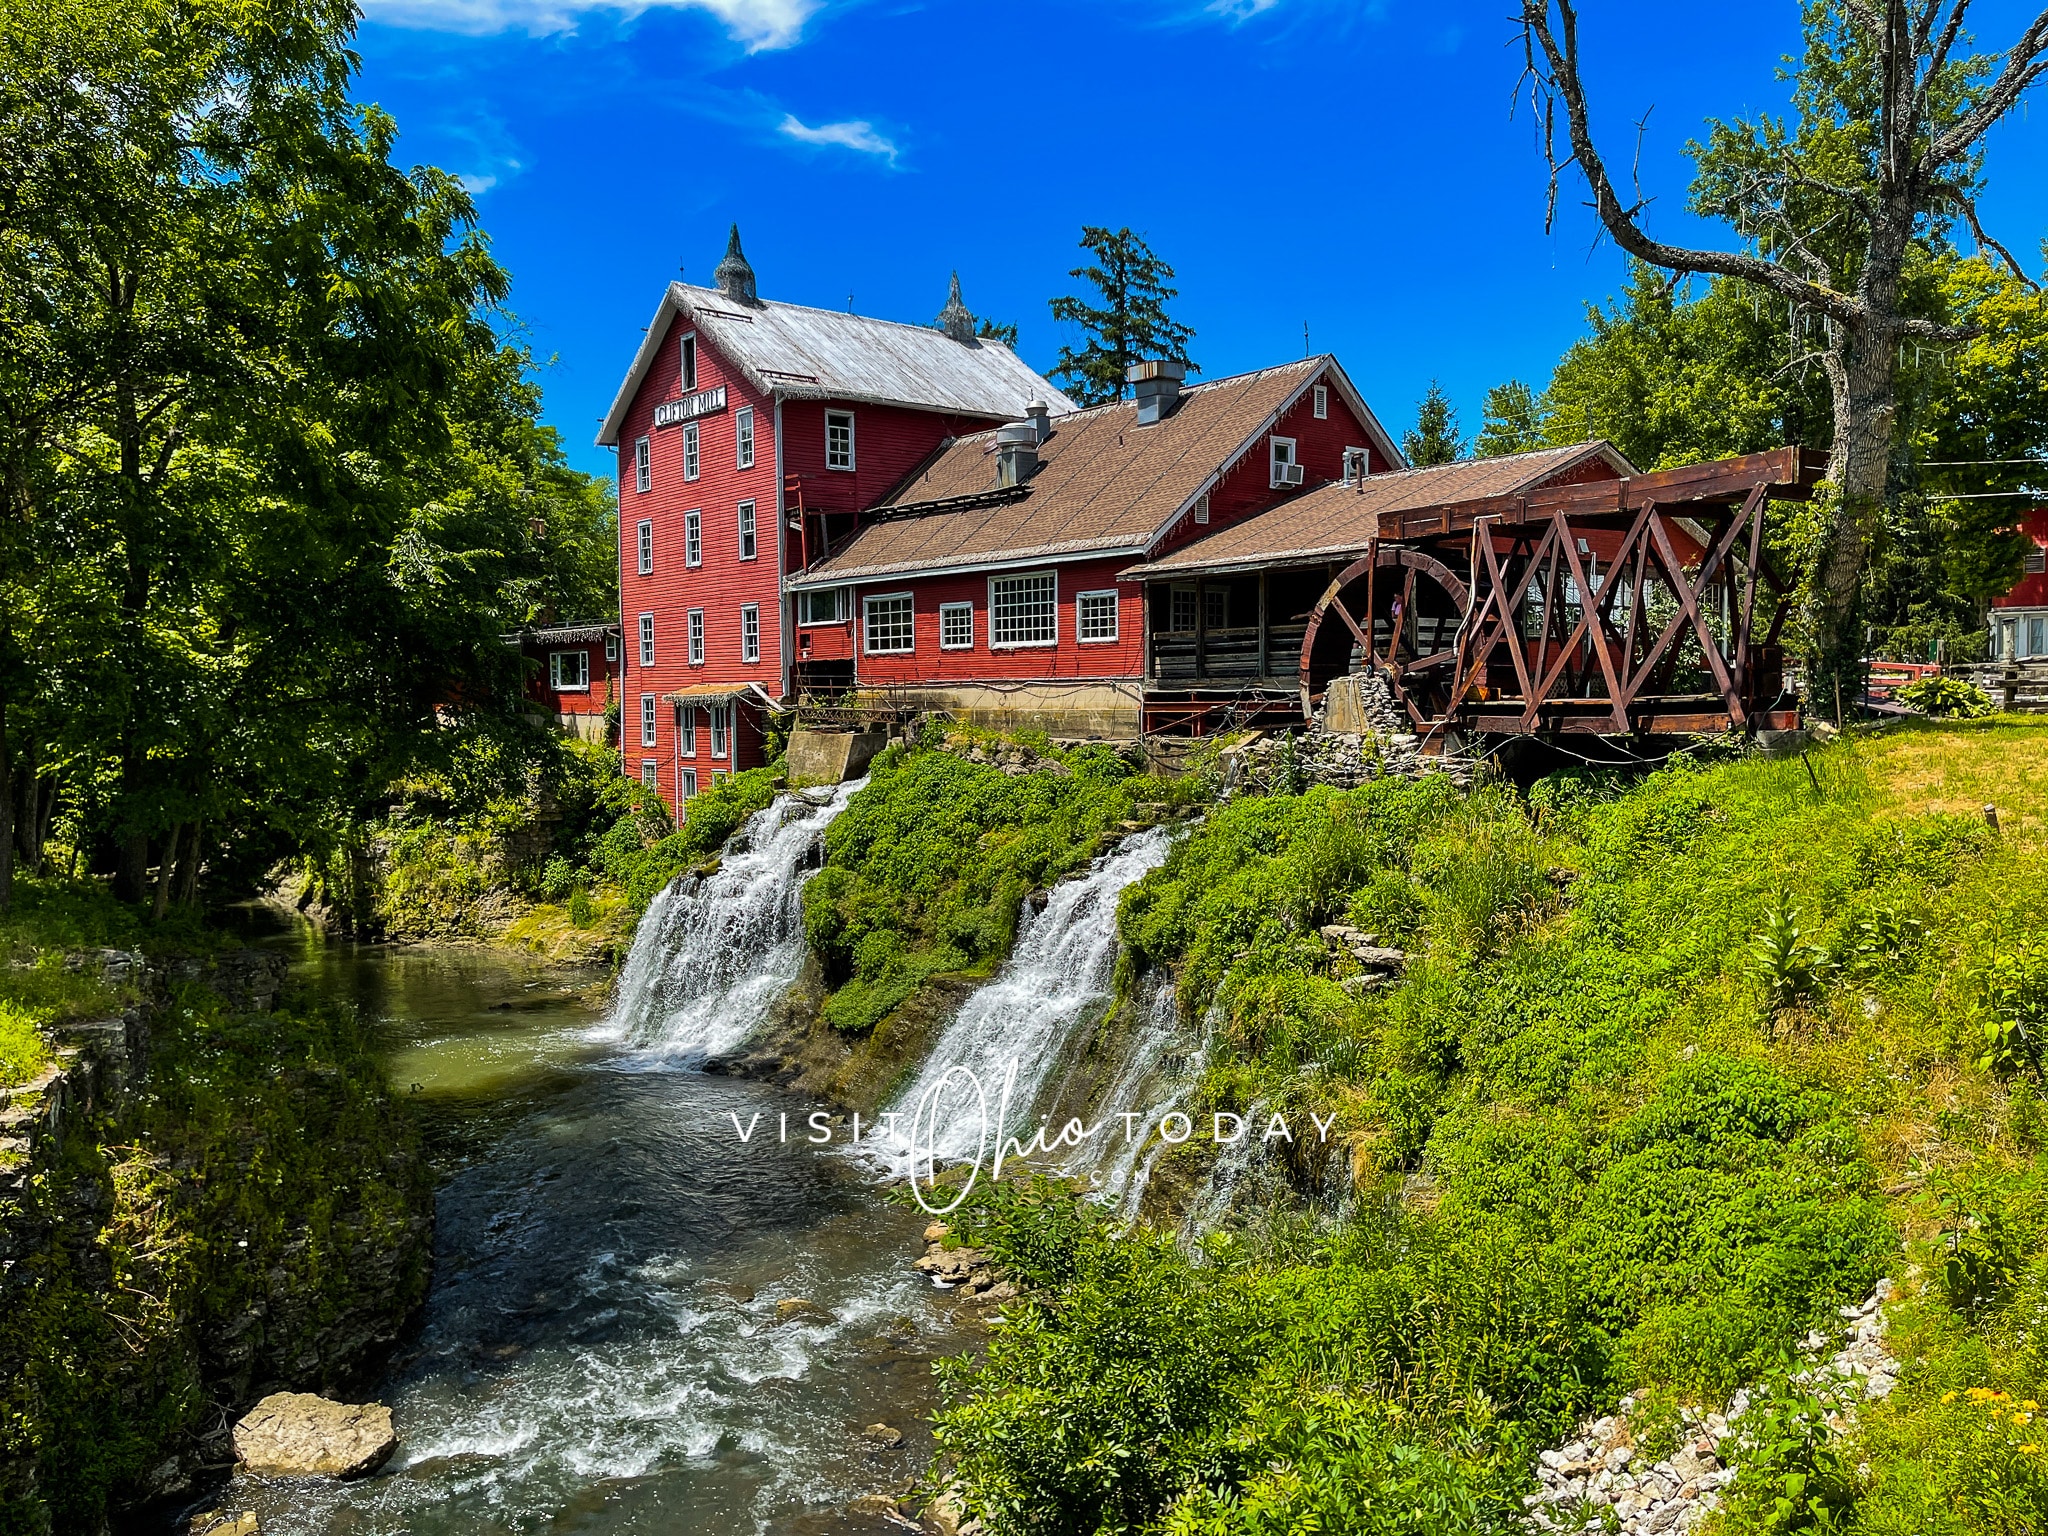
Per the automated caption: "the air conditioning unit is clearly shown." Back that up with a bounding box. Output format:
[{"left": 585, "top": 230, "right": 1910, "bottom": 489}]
[{"left": 1271, "top": 462, "right": 1305, "bottom": 488}]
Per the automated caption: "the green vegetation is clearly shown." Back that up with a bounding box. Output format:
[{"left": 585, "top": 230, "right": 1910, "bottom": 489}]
[
  {"left": 924, "top": 721, "right": 2048, "bottom": 1535},
  {"left": 1898, "top": 675, "right": 1996, "bottom": 720}
]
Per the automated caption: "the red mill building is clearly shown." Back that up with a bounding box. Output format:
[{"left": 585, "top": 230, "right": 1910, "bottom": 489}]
[{"left": 602, "top": 230, "right": 1808, "bottom": 812}]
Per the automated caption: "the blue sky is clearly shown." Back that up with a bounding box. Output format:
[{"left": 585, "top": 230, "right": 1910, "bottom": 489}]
[{"left": 351, "top": 0, "right": 2048, "bottom": 481}]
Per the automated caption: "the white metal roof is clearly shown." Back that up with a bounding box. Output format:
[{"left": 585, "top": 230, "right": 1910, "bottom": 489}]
[{"left": 597, "top": 283, "right": 1079, "bottom": 446}]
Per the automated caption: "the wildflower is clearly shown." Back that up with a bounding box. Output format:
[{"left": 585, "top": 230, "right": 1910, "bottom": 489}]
[
  {"left": 2029, "top": 1401, "right": 2042, "bottom": 1412},
  {"left": 1943, "top": 1391, "right": 1958, "bottom": 1404},
  {"left": 2017, "top": 1412, "right": 2036, "bottom": 1426},
  {"left": 2023, "top": 1445, "right": 2039, "bottom": 1455}
]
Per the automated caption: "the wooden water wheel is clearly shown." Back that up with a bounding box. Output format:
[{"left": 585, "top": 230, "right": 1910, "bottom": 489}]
[{"left": 1297, "top": 543, "right": 1471, "bottom": 730}]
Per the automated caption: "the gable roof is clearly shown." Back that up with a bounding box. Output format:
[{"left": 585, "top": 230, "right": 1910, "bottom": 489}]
[
  {"left": 1125, "top": 441, "right": 1639, "bottom": 580},
  {"left": 785, "top": 357, "right": 1401, "bottom": 589},
  {"left": 597, "top": 282, "right": 1077, "bottom": 446}
]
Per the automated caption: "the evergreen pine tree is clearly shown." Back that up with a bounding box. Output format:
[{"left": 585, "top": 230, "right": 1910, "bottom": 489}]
[
  {"left": 1401, "top": 380, "right": 1466, "bottom": 466},
  {"left": 1048, "top": 227, "right": 1197, "bottom": 406}
]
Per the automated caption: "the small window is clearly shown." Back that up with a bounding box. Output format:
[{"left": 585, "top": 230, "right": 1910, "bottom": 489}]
[
  {"left": 800, "top": 587, "right": 846, "bottom": 625},
  {"left": 634, "top": 436, "right": 650, "bottom": 494},
  {"left": 864, "top": 593, "right": 914, "bottom": 654},
  {"left": 826, "top": 410, "right": 855, "bottom": 471},
  {"left": 685, "top": 509, "right": 702, "bottom": 567},
  {"left": 939, "top": 602, "right": 974, "bottom": 650},
  {"left": 1312, "top": 384, "right": 1328, "bottom": 419},
  {"left": 710, "top": 703, "right": 731, "bottom": 759},
  {"left": 636, "top": 519, "right": 653, "bottom": 575},
  {"left": 990, "top": 571, "right": 1057, "bottom": 647},
  {"left": 741, "top": 604, "right": 760, "bottom": 663},
  {"left": 1342, "top": 447, "right": 1369, "bottom": 484},
  {"left": 683, "top": 423, "right": 700, "bottom": 482},
  {"left": 678, "top": 704, "right": 697, "bottom": 756},
  {"left": 1270, "top": 436, "right": 1298, "bottom": 487},
  {"left": 605, "top": 633, "right": 620, "bottom": 663},
  {"left": 681, "top": 334, "right": 697, "bottom": 393},
  {"left": 2031, "top": 615, "right": 2047, "bottom": 656},
  {"left": 712, "top": 769, "right": 729, "bottom": 786},
  {"left": 1170, "top": 586, "right": 1197, "bottom": 632},
  {"left": 1192, "top": 493, "right": 1210, "bottom": 526},
  {"left": 639, "top": 694, "right": 657, "bottom": 748},
  {"left": 688, "top": 608, "right": 705, "bottom": 665},
  {"left": 1076, "top": 590, "right": 1118, "bottom": 643},
  {"left": 638, "top": 613, "right": 655, "bottom": 667},
  {"left": 549, "top": 650, "right": 589, "bottom": 691},
  {"left": 736, "top": 407, "right": 755, "bottom": 470},
  {"left": 680, "top": 767, "right": 698, "bottom": 799},
  {"left": 1205, "top": 587, "right": 1229, "bottom": 630},
  {"left": 2027, "top": 548, "right": 2047, "bottom": 574},
  {"left": 641, "top": 759, "right": 658, "bottom": 789},
  {"left": 737, "top": 500, "right": 757, "bottom": 562}
]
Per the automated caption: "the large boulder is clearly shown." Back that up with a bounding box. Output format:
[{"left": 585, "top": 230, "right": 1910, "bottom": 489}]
[{"left": 232, "top": 1393, "right": 396, "bottom": 1478}]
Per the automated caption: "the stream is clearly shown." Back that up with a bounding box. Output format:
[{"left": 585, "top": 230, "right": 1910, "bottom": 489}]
[{"left": 209, "top": 790, "right": 1201, "bottom": 1533}]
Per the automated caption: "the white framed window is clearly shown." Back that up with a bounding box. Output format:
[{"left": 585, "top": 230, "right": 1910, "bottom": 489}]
[
  {"left": 549, "top": 650, "right": 589, "bottom": 691},
  {"left": 634, "top": 436, "right": 651, "bottom": 493},
  {"left": 1342, "top": 447, "right": 1369, "bottom": 484},
  {"left": 638, "top": 613, "right": 655, "bottom": 667},
  {"left": 688, "top": 608, "right": 705, "bottom": 665},
  {"left": 736, "top": 407, "right": 755, "bottom": 470},
  {"left": 2031, "top": 614, "right": 2047, "bottom": 657},
  {"left": 1270, "top": 436, "right": 1300, "bottom": 488},
  {"left": 712, "top": 769, "right": 729, "bottom": 786},
  {"left": 737, "top": 500, "right": 757, "bottom": 561},
  {"left": 741, "top": 604, "right": 760, "bottom": 663},
  {"left": 710, "top": 703, "right": 731, "bottom": 759},
  {"left": 684, "top": 509, "right": 702, "bottom": 567},
  {"left": 990, "top": 571, "right": 1057, "bottom": 647},
  {"left": 639, "top": 693, "right": 657, "bottom": 748},
  {"left": 939, "top": 601, "right": 974, "bottom": 650},
  {"left": 1313, "top": 384, "right": 1328, "bottom": 419},
  {"left": 681, "top": 333, "right": 697, "bottom": 392},
  {"left": 1192, "top": 493, "right": 1210, "bottom": 525},
  {"left": 605, "top": 633, "right": 620, "bottom": 663},
  {"left": 636, "top": 519, "right": 653, "bottom": 575},
  {"left": 1170, "top": 585, "right": 1197, "bottom": 632},
  {"left": 683, "top": 422, "right": 701, "bottom": 482},
  {"left": 680, "top": 767, "right": 698, "bottom": 799},
  {"left": 799, "top": 588, "right": 846, "bottom": 625},
  {"left": 863, "top": 593, "right": 915, "bottom": 654},
  {"left": 826, "top": 410, "right": 855, "bottom": 471},
  {"left": 641, "top": 759, "right": 658, "bottom": 788},
  {"left": 679, "top": 705, "right": 697, "bottom": 756},
  {"left": 1076, "top": 590, "right": 1119, "bottom": 643}
]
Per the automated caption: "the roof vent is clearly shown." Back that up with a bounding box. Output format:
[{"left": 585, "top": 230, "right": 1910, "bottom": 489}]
[
  {"left": 1025, "top": 400, "right": 1051, "bottom": 443},
  {"left": 1127, "top": 359, "right": 1186, "bottom": 425},
  {"left": 936, "top": 271, "right": 976, "bottom": 343},
  {"left": 715, "top": 223, "right": 759, "bottom": 305},
  {"left": 995, "top": 422, "right": 1039, "bottom": 488}
]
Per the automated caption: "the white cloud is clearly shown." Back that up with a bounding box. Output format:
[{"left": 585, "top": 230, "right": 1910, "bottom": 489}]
[
  {"left": 1205, "top": 0, "right": 1282, "bottom": 16},
  {"left": 777, "top": 113, "right": 898, "bottom": 162},
  {"left": 457, "top": 172, "right": 498, "bottom": 194},
  {"left": 360, "top": 0, "right": 820, "bottom": 49}
]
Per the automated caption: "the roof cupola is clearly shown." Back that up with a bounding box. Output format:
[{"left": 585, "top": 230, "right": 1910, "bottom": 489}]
[
  {"left": 936, "top": 271, "right": 976, "bottom": 343},
  {"left": 715, "top": 224, "right": 759, "bottom": 305}
]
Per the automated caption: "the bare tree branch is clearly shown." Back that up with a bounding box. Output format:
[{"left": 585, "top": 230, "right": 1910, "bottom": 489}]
[
  {"left": 1921, "top": 8, "right": 2048, "bottom": 172},
  {"left": 1945, "top": 187, "right": 2042, "bottom": 286}
]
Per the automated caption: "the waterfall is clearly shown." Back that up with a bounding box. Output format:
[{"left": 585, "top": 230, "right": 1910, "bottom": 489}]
[
  {"left": 882, "top": 828, "right": 1173, "bottom": 1174},
  {"left": 603, "top": 781, "right": 862, "bottom": 1060},
  {"left": 1065, "top": 983, "right": 1213, "bottom": 1221}
]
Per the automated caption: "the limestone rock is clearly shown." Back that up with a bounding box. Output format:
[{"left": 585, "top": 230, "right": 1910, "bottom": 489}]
[
  {"left": 189, "top": 1512, "right": 260, "bottom": 1536},
  {"left": 776, "top": 1297, "right": 836, "bottom": 1324},
  {"left": 862, "top": 1422, "right": 904, "bottom": 1450},
  {"left": 232, "top": 1393, "right": 396, "bottom": 1479}
]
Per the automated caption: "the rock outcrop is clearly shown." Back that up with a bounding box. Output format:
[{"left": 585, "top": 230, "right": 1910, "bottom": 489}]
[{"left": 232, "top": 1392, "right": 397, "bottom": 1479}]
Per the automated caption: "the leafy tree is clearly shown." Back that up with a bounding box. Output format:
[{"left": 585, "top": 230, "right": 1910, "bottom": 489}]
[
  {"left": 1401, "top": 380, "right": 1466, "bottom": 466},
  {"left": 1475, "top": 380, "right": 1547, "bottom": 457},
  {"left": 1518, "top": 0, "right": 2048, "bottom": 712},
  {"left": 1048, "top": 226, "right": 1197, "bottom": 406}
]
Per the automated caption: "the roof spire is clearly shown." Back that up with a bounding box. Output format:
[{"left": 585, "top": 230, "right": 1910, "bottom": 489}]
[
  {"left": 936, "top": 270, "right": 976, "bottom": 343},
  {"left": 715, "top": 223, "right": 759, "bottom": 305}
]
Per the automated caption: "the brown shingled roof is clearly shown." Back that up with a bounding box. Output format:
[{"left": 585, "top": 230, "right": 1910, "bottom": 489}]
[
  {"left": 785, "top": 359, "right": 1342, "bottom": 588},
  {"left": 1123, "top": 442, "right": 1638, "bottom": 580}
]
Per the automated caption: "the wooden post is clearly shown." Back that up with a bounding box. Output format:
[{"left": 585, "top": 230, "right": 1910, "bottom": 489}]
[
  {"left": 1194, "top": 581, "right": 1208, "bottom": 680},
  {"left": 1256, "top": 570, "right": 1270, "bottom": 680}
]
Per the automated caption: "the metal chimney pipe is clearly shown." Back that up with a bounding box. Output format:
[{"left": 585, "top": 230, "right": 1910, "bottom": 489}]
[{"left": 1126, "top": 359, "right": 1186, "bottom": 425}]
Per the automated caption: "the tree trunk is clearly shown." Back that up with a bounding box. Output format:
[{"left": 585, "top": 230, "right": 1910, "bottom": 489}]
[
  {"left": 0, "top": 701, "right": 12, "bottom": 915},
  {"left": 177, "top": 819, "right": 203, "bottom": 907},
  {"left": 152, "top": 823, "right": 181, "bottom": 921},
  {"left": 1805, "top": 317, "right": 1900, "bottom": 722}
]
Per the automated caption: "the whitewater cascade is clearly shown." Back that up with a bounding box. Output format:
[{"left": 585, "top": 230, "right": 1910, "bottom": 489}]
[
  {"left": 603, "top": 781, "right": 861, "bottom": 1059},
  {"left": 883, "top": 828, "right": 1174, "bottom": 1179},
  {"left": 1064, "top": 984, "right": 1215, "bottom": 1220}
]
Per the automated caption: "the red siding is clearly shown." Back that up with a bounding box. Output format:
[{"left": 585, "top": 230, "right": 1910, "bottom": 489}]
[
  {"left": 780, "top": 401, "right": 998, "bottom": 515},
  {"left": 1992, "top": 509, "right": 2048, "bottom": 609},
  {"left": 847, "top": 557, "right": 1146, "bottom": 685},
  {"left": 523, "top": 639, "right": 617, "bottom": 718}
]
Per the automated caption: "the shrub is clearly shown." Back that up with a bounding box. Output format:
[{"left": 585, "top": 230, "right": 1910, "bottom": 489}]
[{"left": 1897, "top": 675, "right": 1995, "bottom": 719}]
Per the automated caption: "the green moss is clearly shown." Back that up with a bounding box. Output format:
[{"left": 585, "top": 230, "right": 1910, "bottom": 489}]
[{"left": 0, "top": 1002, "right": 51, "bottom": 1089}]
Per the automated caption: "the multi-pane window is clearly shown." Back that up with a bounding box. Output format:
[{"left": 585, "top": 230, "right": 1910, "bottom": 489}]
[
  {"left": 741, "top": 604, "right": 760, "bottom": 663},
  {"left": 688, "top": 608, "right": 705, "bottom": 665},
  {"left": 638, "top": 613, "right": 655, "bottom": 667},
  {"left": 634, "top": 436, "right": 650, "bottom": 493},
  {"left": 939, "top": 602, "right": 974, "bottom": 650},
  {"left": 1205, "top": 587, "right": 1229, "bottom": 629},
  {"left": 990, "top": 572, "right": 1057, "bottom": 646},
  {"left": 679, "top": 705, "right": 696, "bottom": 755},
  {"left": 826, "top": 410, "right": 855, "bottom": 471},
  {"left": 799, "top": 588, "right": 845, "bottom": 624},
  {"left": 549, "top": 650, "right": 589, "bottom": 690},
  {"left": 681, "top": 334, "right": 697, "bottom": 392},
  {"left": 710, "top": 704, "right": 730, "bottom": 759},
  {"left": 1313, "top": 384, "right": 1329, "bottom": 419},
  {"left": 736, "top": 407, "right": 755, "bottom": 470},
  {"left": 639, "top": 693, "right": 657, "bottom": 748},
  {"left": 680, "top": 767, "right": 698, "bottom": 799},
  {"left": 641, "top": 759, "right": 658, "bottom": 789},
  {"left": 605, "top": 633, "right": 620, "bottom": 663},
  {"left": 636, "top": 519, "right": 653, "bottom": 575},
  {"left": 1076, "top": 591, "right": 1119, "bottom": 643},
  {"left": 1170, "top": 586, "right": 1198, "bottom": 632},
  {"left": 684, "top": 509, "right": 702, "bottom": 567},
  {"left": 737, "top": 501, "right": 756, "bottom": 561},
  {"left": 713, "top": 769, "right": 729, "bottom": 786},
  {"left": 863, "top": 594, "right": 914, "bottom": 653},
  {"left": 683, "top": 423, "right": 701, "bottom": 481}
]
